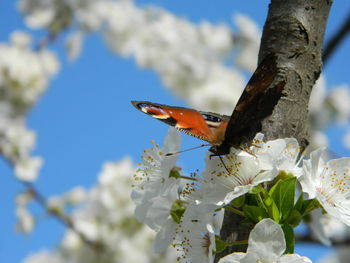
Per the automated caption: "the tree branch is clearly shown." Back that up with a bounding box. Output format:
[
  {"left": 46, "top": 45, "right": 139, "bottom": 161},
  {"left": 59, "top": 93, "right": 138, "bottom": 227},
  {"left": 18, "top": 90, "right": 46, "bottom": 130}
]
[
  {"left": 323, "top": 11, "right": 350, "bottom": 65},
  {"left": 215, "top": 0, "right": 332, "bottom": 261},
  {"left": 22, "top": 182, "right": 105, "bottom": 250}
]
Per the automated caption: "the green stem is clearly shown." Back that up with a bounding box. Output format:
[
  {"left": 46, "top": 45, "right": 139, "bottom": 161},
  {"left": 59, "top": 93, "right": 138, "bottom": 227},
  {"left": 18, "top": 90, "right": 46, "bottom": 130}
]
[
  {"left": 178, "top": 175, "right": 198, "bottom": 181},
  {"left": 257, "top": 191, "right": 268, "bottom": 211},
  {"left": 225, "top": 240, "right": 248, "bottom": 246},
  {"left": 224, "top": 205, "right": 244, "bottom": 217}
]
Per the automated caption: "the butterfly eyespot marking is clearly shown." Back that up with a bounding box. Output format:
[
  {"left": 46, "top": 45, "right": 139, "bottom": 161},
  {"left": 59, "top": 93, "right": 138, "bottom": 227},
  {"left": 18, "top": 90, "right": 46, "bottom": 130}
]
[
  {"left": 138, "top": 103, "right": 170, "bottom": 119},
  {"left": 202, "top": 114, "right": 223, "bottom": 123}
]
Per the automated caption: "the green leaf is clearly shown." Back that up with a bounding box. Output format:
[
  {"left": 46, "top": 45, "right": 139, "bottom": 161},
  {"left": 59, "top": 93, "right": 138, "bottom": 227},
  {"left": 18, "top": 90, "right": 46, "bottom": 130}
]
[
  {"left": 276, "top": 170, "right": 295, "bottom": 180},
  {"left": 285, "top": 209, "right": 302, "bottom": 227},
  {"left": 303, "top": 199, "right": 322, "bottom": 215},
  {"left": 294, "top": 193, "right": 304, "bottom": 212},
  {"left": 243, "top": 205, "right": 268, "bottom": 223},
  {"left": 264, "top": 196, "right": 280, "bottom": 222},
  {"left": 281, "top": 224, "right": 295, "bottom": 254},
  {"left": 249, "top": 186, "right": 263, "bottom": 194},
  {"left": 269, "top": 177, "right": 296, "bottom": 222},
  {"left": 215, "top": 238, "right": 227, "bottom": 253},
  {"left": 232, "top": 195, "right": 245, "bottom": 208}
]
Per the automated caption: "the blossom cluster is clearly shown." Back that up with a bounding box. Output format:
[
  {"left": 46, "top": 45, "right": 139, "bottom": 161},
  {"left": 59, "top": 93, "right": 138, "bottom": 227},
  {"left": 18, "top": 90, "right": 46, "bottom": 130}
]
[
  {"left": 23, "top": 158, "right": 179, "bottom": 263},
  {"left": 0, "top": 31, "right": 59, "bottom": 183},
  {"left": 130, "top": 128, "right": 350, "bottom": 262},
  {"left": 0, "top": 30, "right": 59, "bottom": 235},
  {"left": 18, "top": 0, "right": 260, "bottom": 114}
]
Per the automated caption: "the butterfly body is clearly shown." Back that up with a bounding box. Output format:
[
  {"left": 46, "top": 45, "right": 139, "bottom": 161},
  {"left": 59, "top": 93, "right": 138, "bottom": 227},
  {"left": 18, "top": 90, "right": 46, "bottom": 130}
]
[{"left": 132, "top": 54, "right": 285, "bottom": 155}]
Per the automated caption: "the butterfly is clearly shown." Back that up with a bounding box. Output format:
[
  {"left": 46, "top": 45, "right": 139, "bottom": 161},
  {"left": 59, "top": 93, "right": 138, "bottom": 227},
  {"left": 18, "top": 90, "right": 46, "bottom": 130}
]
[{"left": 132, "top": 54, "right": 286, "bottom": 155}]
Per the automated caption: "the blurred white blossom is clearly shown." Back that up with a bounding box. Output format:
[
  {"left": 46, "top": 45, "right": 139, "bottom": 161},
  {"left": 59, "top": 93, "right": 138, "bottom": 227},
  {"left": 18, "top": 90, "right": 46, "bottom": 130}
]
[
  {"left": 327, "top": 84, "right": 350, "bottom": 124},
  {"left": 19, "top": 0, "right": 252, "bottom": 113},
  {"left": 0, "top": 31, "right": 59, "bottom": 182},
  {"left": 66, "top": 31, "right": 85, "bottom": 61},
  {"left": 310, "top": 209, "right": 350, "bottom": 246},
  {"left": 318, "top": 247, "right": 350, "bottom": 263},
  {"left": 63, "top": 186, "right": 88, "bottom": 205},
  {"left": 18, "top": 0, "right": 57, "bottom": 29},
  {"left": 24, "top": 250, "right": 65, "bottom": 263},
  {"left": 14, "top": 156, "right": 43, "bottom": 182},
  {"left": 23, "top": 158, "right": 178, "bottom": 263},
  {"left": 233, "top": 13, "right": 260, "bottom": 72},
  {"left": 16, "top": 206, "right": 35, "bottom": 234},
  {"left": 15, "top": 190, "right": 35, "bottom": 234}
]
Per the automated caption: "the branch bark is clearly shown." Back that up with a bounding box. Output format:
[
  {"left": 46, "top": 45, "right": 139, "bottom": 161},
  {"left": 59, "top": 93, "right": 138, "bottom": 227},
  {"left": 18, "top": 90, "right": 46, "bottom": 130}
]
[{"left": 215, "top": 0, "right": 332, "bottom": 261}]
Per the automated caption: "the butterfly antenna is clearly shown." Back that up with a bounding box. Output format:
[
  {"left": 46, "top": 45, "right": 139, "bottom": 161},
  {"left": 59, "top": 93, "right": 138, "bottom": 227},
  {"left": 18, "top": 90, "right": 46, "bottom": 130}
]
[
  {"left": 165, "top": 144, "right": 210, "bottom": 156},
  {"left": 219, "top": 155, "right": 230, "bottom": 173}
]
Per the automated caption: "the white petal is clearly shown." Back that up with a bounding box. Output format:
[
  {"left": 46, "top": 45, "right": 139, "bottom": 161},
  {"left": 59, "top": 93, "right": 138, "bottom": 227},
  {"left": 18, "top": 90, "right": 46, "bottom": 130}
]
[
  {"left": 218, "top": 253, "right": 245, "bottom": 263},
  {"left": 246, "top": 218, "right": 285, "bottom": 259},
  {"left": 280, "top": 254, "right": 312, "bottom": 263}
]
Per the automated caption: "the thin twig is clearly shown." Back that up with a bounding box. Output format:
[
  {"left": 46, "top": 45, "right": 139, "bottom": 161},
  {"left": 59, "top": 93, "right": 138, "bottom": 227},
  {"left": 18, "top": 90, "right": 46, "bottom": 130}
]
[
  {"left": 1, "top": 155, "right": 102, "bottom": 250},
  {"left": 22, "top": 182, "right": 103, "bottom": 250},
  {"left": 323, "top": 11, "right": 350, "bottom": 65}
]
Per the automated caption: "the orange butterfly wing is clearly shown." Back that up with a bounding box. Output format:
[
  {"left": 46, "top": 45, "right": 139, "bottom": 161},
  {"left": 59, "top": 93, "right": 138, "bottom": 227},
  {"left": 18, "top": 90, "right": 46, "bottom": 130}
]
[{"left": 131, "top": 101, "right": 229, "bottom": 145}]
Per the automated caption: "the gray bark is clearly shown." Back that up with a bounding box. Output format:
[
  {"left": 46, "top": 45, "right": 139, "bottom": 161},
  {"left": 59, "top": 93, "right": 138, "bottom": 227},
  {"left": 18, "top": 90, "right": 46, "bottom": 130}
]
[{"left": 215, "top": 0, "right": 332, "bottom": 261}]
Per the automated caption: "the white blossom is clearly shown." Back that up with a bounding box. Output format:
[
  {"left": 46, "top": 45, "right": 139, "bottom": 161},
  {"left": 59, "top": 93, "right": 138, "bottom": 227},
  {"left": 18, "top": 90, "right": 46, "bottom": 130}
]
[
  {"left": 175, "top": 204, "right": 222, "bottom": 263},
  {"left": 16, "top": 206, "right": 35, "bottom": 234},
  {"left": 23, "top": 250, "right": 65, "bottom": 263},
  {"left": 327, "top": 84, "right": 350, "bottom": 124},
  {"left": 63, "top": 186, "right": 88, "bottom": 205},
  {"left": 23, "top": 158, "right": 178, "bottom": 263},
  {"left": 309, "top": 209, "right": 350, "bottom": 246},
  {"left": 233, "top": 13, "right": 260, "bottom": 72},
  {"left": 11, "top": 31, "right": 33, "bottom": 48},
  {"left": 200, "top": 149, "right": 267, "bottom": 206},
  {"left": 14, "top": 156, "right": 43, "bottom": 182},
  {"left": 199, "top": 134, "right": 300, "bottom": 206},
  {"left": 318, "top": 247, "right": 350, "bottom": 263},
  {"left": 66, "top": 31, "right": 85, "bottom": 61},
  {"left": 218, "top": 219, "right": 312, "bottom": 263},
  {"left": 131, "top": 128, "right": 181, "bottom": 210},
  {"left": 250, "top": 133, "right": 302, "bottom": 177},
  {"left": 300, "top": 147, "right": 350, "bottom": 226},
  {"left": 0, "top": 31, "right": 59, "bottom": 107},
  {"left": 1, "top": 121, "right": 36, "bottom": 160},
  {"left": 15, "top": 190, "right": 35, "bottom": 234},
  {"left": 19, "top": 0, "right": 252, "bottom": 113},
  {"left": 18, "top": 0, "right": 57, "bottom": 29},
  {"left": 47, "top": 195, "right": 65, "bottom": 214},
  {"left": 309, "top": 75, "right": 327, "bottom": 115}
]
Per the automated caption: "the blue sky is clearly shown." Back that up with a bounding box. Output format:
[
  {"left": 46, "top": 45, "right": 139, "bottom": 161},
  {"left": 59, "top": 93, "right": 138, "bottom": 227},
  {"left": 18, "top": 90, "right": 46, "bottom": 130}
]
[{"left": 0, "top": 1, "right": 350, "bottom": 262}]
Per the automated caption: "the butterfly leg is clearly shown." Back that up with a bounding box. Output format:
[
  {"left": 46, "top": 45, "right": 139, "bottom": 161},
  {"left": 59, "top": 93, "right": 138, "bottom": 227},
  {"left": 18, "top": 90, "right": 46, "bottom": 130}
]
[{"left": 219, "top": 155, "right": 230, "bottom": 173}]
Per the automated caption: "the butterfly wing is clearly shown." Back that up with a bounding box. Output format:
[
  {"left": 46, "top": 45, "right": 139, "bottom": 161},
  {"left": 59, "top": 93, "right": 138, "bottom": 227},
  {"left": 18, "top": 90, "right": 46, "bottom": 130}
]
[
  {"left": 131, "top": 101, "right": 229, "bottom": 144},
  {"left": 213, "top": 53, "right": 286, "bottom": 155}
]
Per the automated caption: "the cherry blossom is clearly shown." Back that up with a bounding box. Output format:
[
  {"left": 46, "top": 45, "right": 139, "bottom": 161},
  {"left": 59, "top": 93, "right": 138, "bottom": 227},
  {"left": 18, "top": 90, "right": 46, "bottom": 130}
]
[{"left": 300, "top": 147, "right": 350, "bottom": 226}]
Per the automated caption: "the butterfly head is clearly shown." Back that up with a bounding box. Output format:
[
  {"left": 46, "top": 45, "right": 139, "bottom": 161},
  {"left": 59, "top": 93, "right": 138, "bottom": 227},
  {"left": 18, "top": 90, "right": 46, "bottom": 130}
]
[{"left": 209, "top": 144, "right": 231, "bottom": 156}]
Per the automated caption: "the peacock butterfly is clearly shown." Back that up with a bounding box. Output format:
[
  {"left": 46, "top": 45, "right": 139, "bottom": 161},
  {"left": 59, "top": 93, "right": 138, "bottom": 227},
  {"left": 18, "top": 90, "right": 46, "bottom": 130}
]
[{"left": 132, "top": 54, "right": 286, "bottom": 155}]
